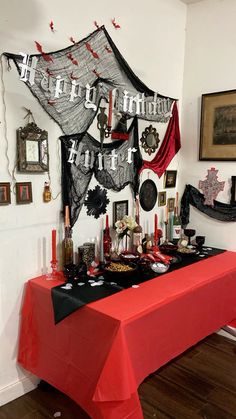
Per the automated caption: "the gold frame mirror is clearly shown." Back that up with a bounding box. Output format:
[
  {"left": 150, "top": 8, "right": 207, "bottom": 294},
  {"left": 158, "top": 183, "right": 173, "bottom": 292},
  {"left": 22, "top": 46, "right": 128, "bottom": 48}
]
[
  {"left": 140, "top": 125, "right": 160, "bottom": 155},
  {"left": 17, "top": 122, "right": 49, "bottom": 173}
]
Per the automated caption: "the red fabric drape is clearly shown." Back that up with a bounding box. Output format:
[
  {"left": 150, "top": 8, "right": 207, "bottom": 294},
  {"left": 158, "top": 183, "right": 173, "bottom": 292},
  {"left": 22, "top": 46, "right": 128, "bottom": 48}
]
[{"left": 140, "top": 101, "right": 181, "bottom": 177}]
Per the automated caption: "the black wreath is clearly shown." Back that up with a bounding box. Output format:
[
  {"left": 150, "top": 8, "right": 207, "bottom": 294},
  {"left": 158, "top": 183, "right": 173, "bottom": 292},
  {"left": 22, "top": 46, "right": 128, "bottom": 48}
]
[{"left": 84, "top": 185, "right": 110, "bottom": 218}]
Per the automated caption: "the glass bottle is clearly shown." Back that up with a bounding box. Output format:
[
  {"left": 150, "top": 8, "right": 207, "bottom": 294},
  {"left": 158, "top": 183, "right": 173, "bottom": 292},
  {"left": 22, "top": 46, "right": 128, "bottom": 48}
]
[
  {"left": 43, "top": 182, "right": 51, "bottom": 202},
  {"left": 172, "top": 206, "right": 181, "bottom": 244},
  {"left": 63, "top": 206, "right": 73, "bottom": 266},
  {"left": 103, "top": 215, "right": 112, "bottom": 260},
  {"left": 133, "top": 224, "right": 143, "bottom": 253},
  {"left": 132, "top": 198, "right": 143, "bottom": 253},
  {"left": 63, "top": 226, "right": 74, "bottom": 266}
]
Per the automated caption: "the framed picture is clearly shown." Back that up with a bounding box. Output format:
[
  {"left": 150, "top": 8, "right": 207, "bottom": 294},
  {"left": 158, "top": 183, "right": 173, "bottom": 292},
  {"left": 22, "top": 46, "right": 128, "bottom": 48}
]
[
  {"left": 167, "top": 197, "right": 175, "bottom": 212},
  {"left": 113, "top": 200, "right": 128, "bottom": 226},
  {"left": 231, "top": 176, "right": 236, "bottom": 204},
  {"left": 0, "top": 182, "right": 11, "bottom": 205},
  {"left": 164, "top": 170, "right": 177, "bottom": 188},
  {"left": 16, "top": 182, "right": 33, "bottom": 204},
  {"left": 158, "top": 191, "right": 166, "bottom": 207},
  {"left": 17, "top": 122, "right": 49, "bottom": 172},
  {"left": 199, "top": 90, "right": 236, "bottom": 160}
]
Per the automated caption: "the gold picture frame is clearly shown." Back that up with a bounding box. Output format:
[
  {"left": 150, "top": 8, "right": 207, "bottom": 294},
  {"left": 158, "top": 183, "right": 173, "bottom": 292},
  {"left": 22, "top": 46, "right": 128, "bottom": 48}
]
[
  {"left": 167, "top": 197, "right": 175, "bottom": 212},
  {"left": 158, "top": 191, "right": 166, "bottom": 207},
  {"left": 199, "top": 90, "right": 236, "bottom": 160}
]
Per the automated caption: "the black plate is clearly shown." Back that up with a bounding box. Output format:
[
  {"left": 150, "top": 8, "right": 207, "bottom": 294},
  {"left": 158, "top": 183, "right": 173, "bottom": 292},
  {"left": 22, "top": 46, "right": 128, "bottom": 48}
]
[{"left": 139, "top": 179, "right": 158, "bottom": 212}]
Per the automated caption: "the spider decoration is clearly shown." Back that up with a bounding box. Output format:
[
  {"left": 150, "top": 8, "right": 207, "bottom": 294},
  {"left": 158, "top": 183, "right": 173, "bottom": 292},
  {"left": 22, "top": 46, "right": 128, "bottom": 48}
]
[{"left": 84, "top": 185, "right": 110, "bottom": 218}]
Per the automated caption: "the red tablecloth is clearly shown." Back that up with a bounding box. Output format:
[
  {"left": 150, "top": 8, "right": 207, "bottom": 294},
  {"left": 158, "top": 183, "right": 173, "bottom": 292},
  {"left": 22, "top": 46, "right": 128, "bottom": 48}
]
[{"left": 18, "top": 251, "right": 236, "bottom": 419}]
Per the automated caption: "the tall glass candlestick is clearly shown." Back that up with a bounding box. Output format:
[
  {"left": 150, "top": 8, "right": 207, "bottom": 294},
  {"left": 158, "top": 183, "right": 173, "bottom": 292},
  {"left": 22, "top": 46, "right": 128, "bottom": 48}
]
[{"left": 163, "top": 221, "right": 169, "bottom": 244}]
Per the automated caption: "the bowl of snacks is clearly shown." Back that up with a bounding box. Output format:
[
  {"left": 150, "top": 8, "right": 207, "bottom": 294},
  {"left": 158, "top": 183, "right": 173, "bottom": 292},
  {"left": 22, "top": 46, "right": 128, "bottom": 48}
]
[
  {"left": 104, "top": 261, "right": 137, "bottom": 278},
  {"left": 120, "top": 251, "right": 140, "bottom": 263},
  {"left": 177, "top": 246, "right": 198, "bottom": 256},
  {"left": 150, "top": 262, "right": 170, "bottom": 274}
]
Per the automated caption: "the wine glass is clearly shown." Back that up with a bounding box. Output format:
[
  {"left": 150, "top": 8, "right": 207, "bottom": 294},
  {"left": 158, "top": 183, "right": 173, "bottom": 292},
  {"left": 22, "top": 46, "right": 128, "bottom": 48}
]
[
  {"left": 184, "top": 229, "right": 196, "bottom": 246},
  {"left": 195, "top": 235, "right": 205, "bottom": 251}
]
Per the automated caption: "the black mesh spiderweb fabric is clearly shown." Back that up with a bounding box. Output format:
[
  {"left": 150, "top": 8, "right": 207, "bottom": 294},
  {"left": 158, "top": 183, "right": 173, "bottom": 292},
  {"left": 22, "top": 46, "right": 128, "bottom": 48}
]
[
  {"left": 180, "top": 184, "right": 236, "bottom": 226},
  {"left": 4, "top": 26, "right": 175, "bottom": 134},
  {"left": 61, "top": 117, "right": 142, "bottom": 226}
]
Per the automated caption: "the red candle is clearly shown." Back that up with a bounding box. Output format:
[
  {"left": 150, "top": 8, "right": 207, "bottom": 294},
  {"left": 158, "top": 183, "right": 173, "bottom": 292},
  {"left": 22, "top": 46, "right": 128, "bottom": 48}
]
[
  {"left": 154, "top": 213, "right": 158, "bottom": 240},
  {"left": 108, "top": 90, "right": 112, "bottom": 128},
  {"left": 52, "top": 229, "right": 57, "bottom": 261}
]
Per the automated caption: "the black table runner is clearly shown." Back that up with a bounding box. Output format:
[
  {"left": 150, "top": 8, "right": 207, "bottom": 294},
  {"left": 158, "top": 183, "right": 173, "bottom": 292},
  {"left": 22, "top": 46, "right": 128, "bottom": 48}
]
[{"left": 51, "top": 247, "right": 225, "bottom": 324}]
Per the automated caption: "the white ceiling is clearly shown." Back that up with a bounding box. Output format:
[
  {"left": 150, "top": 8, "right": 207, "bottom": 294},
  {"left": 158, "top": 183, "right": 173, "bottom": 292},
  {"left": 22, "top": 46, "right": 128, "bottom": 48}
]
[{"left": 180, "top": 0, "right": 205, "bottom": 4}]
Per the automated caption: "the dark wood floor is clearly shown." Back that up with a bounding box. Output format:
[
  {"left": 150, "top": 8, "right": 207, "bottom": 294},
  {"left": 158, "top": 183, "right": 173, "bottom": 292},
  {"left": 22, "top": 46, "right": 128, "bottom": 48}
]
[{"left": 1, "top": 333, "right": 236, "bottom": 419}]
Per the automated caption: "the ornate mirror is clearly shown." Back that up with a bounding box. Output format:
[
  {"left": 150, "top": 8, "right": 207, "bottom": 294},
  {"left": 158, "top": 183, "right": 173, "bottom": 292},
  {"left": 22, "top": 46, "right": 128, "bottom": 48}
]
[
  {"left": 17, "top": 122, "right": 49, "bottom": 172},
  {"left": 140, "top": 125, "right": 160, "bottom": 155}
]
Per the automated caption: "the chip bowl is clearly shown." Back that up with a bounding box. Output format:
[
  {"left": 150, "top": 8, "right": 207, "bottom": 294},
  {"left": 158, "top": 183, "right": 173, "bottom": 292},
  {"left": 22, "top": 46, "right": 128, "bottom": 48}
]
[
  {"left": 150, "top": 262, "right": 170, "bottom": 274},
  {"left": 104, "top": 261, "right": 137, "bottom": 278}
]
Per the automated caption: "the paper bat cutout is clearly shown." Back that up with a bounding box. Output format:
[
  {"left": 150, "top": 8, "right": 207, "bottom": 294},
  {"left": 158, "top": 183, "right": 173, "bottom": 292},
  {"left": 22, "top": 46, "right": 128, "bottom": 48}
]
[
  {"left": 94, "top": 21, "right": 100, "bottom": 29},
  {"left": 92, "top": 69, "right": 100, "bottom": 77},
  {"left": 111, "top": 18, "right": 121, "bottom": 29},
  {"left": 49, "top": 20, "right": 55, "bottom": 32},
  {"left": 46, "top": 68, "right": 54, "bottom": 76},
  {"left": 67, "top": 53, "right": 78, "bottom": 66},
  {"left": 69, "top": 36, "right": 76, "bottom": 44},
  {"left": 85, "top": 42, "right": 99, "bottom": 59},
  {"left": 105, "top": 45, "right": 112, "bottom": 53},
  {"left": 70, "top": 72, "right": 79, "bottom": 80},
  {"left": 35, "top": 41, "right": 53, "bottom": 62}
]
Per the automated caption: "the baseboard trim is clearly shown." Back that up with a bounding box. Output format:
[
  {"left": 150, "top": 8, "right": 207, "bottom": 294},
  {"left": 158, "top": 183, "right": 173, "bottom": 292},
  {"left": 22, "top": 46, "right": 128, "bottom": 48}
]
[
  {"left": 218, "top": 327, "right": 236, "bottom": 341},
  {"left": 0, "top": 374, "right": 39, "bottom": 406}
]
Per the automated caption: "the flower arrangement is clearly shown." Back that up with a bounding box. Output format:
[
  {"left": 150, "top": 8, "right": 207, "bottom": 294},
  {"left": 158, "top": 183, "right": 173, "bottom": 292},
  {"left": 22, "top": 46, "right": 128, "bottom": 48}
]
[
  {"left": 115, "top": 215, "right": 137, "bottom": 237},
  {"left": 115, "top": 215, "right": 138, "bottom": 252}
]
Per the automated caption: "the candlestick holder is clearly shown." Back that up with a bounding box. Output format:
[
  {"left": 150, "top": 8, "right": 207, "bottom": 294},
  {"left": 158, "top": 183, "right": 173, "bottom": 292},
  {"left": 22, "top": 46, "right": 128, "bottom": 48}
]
[
  {"left": 46, "top": 259, "right": 60, "bottom": 280},
  {"left": 162, "top": 221, "right": 169, "bottom": 245}
]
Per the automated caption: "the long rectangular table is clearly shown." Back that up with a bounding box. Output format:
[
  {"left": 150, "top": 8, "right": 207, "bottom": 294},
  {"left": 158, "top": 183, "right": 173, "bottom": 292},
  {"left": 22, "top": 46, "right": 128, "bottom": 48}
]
[{"left": 18, "top": 251, "right": 236, "bottom": 419}]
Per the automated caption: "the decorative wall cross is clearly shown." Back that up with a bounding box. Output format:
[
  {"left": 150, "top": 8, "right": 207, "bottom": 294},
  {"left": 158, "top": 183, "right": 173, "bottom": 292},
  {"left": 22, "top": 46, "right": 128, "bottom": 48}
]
[{"left": 199, "top": 167, "right": 225, "bottom": 206}]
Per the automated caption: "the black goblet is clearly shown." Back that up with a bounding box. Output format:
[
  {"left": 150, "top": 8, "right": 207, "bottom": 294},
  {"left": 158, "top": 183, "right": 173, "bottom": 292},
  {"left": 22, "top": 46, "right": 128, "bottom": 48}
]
[
  {"left": 195, "top": 235, "right": 205, "bottom": 251},
  {"left": 184, "top": 229, "right": 196, "bottom": 246}
]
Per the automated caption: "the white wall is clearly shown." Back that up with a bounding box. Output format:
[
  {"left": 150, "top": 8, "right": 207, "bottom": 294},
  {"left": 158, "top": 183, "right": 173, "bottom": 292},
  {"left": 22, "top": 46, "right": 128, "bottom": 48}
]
[
  {"left": 180, "top": 0, "right": 236, "bottom": 251},
  {"left": 0, "top": 0, "right": 187, "bottom": 405}
]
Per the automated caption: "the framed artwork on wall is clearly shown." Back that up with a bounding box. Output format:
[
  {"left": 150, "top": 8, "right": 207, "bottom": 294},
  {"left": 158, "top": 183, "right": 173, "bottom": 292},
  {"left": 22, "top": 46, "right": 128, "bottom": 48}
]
[
  {"left": 0, "top": 182, "right": 11, "bottom": 205},
  {"left": 199, "top": 90, "right": 236, "bottom": 160},
  {"left": 17, "top": 122, "right": 49, "bottom": 172},
  {"left": 231, "top": 176, "right": 236, "bottom": 204},
  {"left": 16, "top": 182, "right": 33, "bottom": 204},
  {"left": 158, "top": 191, "right": 166, "bottom": 207},
  {"left": 167, "top": 197, "right": 175, "bottom": 212},
  {"left": 164, "top": 170, "right": 177, "bottom": 188},
  {"left": 113, "top": 200, "right": 128, "bottom": 226}
]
